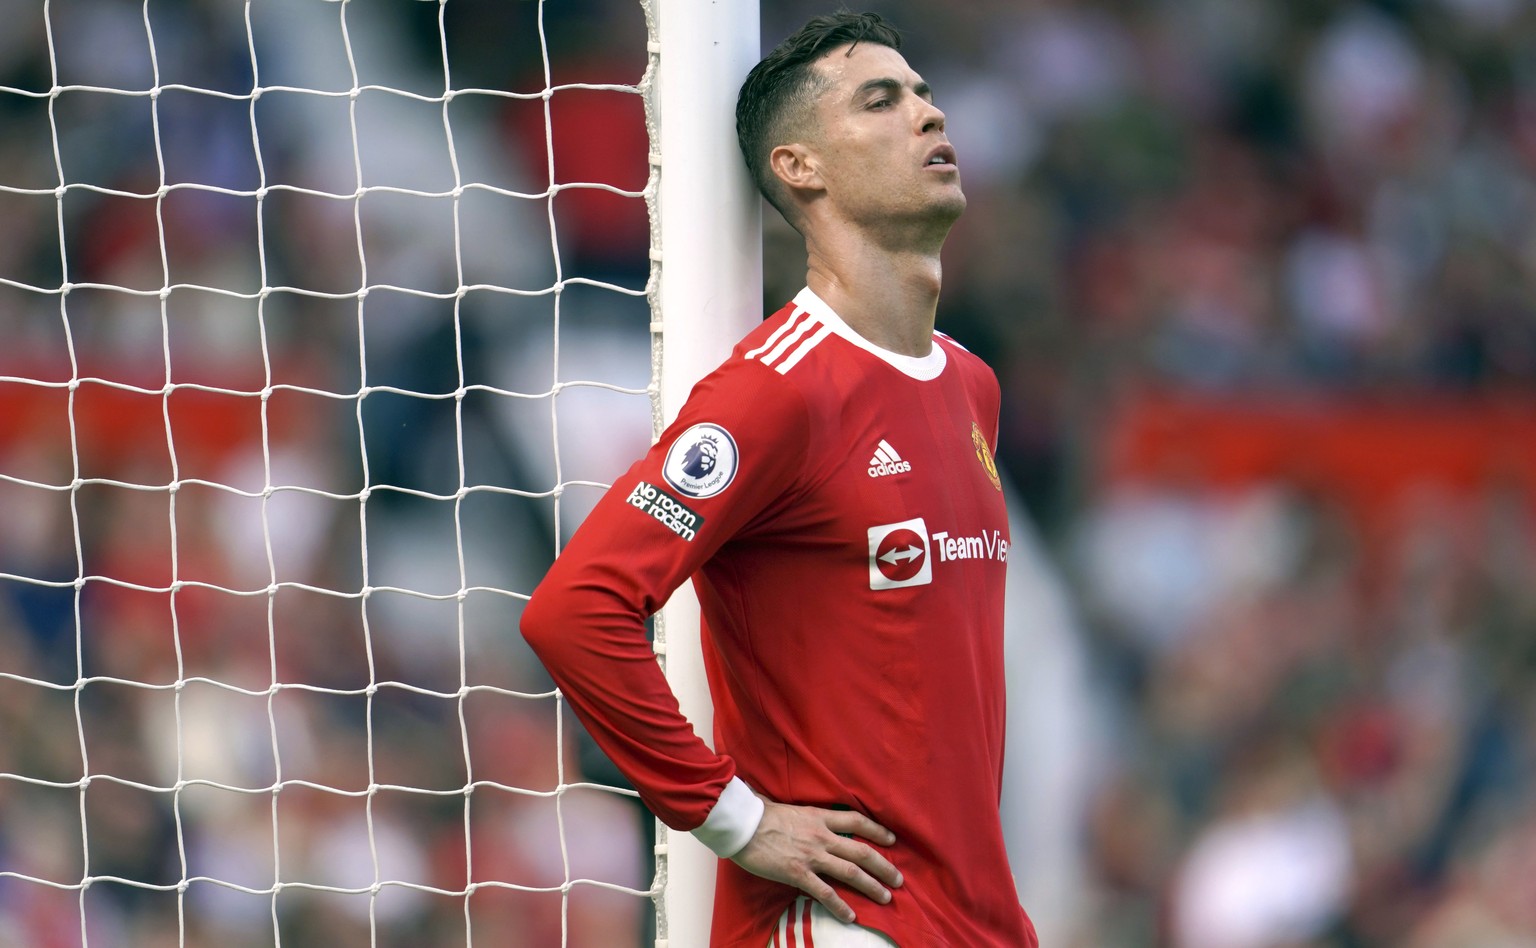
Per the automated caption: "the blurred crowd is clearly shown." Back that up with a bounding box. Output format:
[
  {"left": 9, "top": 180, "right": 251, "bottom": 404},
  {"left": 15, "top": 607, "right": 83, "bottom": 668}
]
[{"left": 1, "top": 0, "right": 1534, "bottom": 945}]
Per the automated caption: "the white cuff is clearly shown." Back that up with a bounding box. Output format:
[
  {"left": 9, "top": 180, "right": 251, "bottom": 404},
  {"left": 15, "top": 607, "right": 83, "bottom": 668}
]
[{"left": 690, "top": 776, "right": 764, "bottom": 858}]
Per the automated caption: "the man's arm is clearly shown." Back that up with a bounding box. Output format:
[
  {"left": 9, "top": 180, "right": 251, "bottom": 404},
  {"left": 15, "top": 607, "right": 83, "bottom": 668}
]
[
  {"left": 521, "top": 574, "right": 904, "bottom": 920},
  {"left": 519, "top": 361, "right": 902, "bottom": 919},
  {"left": 519, "top": 569, "right": 748, "bottom": 837}
]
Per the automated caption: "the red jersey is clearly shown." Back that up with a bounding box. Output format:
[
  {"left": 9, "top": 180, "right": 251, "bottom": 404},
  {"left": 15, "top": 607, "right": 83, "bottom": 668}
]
[{"left": 521, "top": 288, "right": 1037, "bottom": 946}]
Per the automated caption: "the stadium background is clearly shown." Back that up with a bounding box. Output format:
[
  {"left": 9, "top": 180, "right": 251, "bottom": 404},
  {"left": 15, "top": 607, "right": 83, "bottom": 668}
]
[{"left": 2, "top": 0, "right": 1534, "bottom": 945}]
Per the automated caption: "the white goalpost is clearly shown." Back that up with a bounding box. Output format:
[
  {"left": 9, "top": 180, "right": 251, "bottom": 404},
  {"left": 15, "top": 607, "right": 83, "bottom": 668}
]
[
  {"left": 647, "top": 3, "right": 760, "bottom": 946},
  {"left": 0, "top": 1, "right": 757, "bottom": 945}
]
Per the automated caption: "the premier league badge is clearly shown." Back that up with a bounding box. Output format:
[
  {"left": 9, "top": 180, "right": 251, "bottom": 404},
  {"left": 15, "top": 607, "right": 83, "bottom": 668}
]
[{"left": 662, "top": 423, "right": 739, "bottom": 498}]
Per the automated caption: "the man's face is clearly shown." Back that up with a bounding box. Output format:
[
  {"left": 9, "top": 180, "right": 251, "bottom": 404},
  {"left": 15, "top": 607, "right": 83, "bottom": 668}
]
[{"left": 801, "top": 42, "right": 964, "bottom": 231}]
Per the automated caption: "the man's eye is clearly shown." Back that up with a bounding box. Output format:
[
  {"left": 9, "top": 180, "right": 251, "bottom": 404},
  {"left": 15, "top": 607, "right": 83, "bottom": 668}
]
[{"left": 869, "top": 99, "right": 891, "bottom": 110}]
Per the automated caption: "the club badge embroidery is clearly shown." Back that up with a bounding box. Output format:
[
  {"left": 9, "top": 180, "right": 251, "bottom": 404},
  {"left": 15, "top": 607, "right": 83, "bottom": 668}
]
[{"left": 972, "top": 421, "right": 1002, "bottom": 491}]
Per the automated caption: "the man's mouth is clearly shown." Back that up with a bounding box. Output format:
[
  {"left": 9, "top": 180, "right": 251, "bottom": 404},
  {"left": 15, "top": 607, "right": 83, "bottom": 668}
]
[{"left": 924, "top": 145, "right": 957, "bottom": 169}]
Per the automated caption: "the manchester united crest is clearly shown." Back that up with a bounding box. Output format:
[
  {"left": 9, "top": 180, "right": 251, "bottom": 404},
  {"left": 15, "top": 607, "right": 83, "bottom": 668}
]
[{"left": 971, "top": 421, "right": 1001, "bottom": 491}]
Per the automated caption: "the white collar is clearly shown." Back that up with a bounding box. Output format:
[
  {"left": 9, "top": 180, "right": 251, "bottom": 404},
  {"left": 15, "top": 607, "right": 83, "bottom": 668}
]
[{"left": 791, "top": 287, "right": 948, "bottom": 381}]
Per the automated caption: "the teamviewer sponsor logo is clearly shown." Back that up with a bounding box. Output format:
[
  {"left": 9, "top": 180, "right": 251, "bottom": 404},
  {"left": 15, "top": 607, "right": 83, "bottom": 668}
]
[
  {"left": 868, "top": 517, "right": 932, "bottom": 590},
  {"left": 931, "top": 529, "right": 1009, "bottom": 563},
  {"left": 867, "top": 439, "right": 912, "bottom": 478}
]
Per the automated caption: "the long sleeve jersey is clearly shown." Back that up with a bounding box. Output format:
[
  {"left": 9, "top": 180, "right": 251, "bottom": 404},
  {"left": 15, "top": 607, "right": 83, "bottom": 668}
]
[{"left": 521, "top": 288, "right": 1037, "bottom": 946}]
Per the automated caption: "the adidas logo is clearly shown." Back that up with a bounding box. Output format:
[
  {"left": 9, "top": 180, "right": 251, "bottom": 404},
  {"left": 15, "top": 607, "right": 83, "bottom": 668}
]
[{"left": 867, "top": 439, "right": 913, "bottom": 478}]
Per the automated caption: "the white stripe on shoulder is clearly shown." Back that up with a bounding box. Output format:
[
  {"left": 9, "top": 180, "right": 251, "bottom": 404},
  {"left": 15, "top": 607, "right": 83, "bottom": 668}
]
[
  {"left": 792, "top": 287, "right": 946, "bottom": 381},
  {"left": 745, "top": 306, "right": 809, "bottom": 362},
  {"left": 755, "top": 312, "right": 822, "bottom": 368},
  {"left": 773, "top": 323, "right": 833, "bottom": 375}
]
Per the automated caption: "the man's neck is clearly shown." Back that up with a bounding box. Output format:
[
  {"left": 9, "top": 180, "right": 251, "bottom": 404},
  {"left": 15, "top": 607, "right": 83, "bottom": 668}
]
[{"left": 801, "top": 225, "right": 946, "bottom": 358}]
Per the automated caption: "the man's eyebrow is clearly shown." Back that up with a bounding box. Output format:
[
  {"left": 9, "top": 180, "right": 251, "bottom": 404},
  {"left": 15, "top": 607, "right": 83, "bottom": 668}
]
[{"left": 853, "top": 77, "right": 934, "bottom": 101}]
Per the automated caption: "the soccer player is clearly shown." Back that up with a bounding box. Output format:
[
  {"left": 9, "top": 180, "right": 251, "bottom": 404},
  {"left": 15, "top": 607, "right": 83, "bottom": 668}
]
[{"left": 521, "top": 12, "right": 1038, "bottom": 946}]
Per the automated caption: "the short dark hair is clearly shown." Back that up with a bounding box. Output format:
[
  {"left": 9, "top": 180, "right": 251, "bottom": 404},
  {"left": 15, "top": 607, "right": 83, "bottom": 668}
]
[{"left": 735, "top": 12, "right": 903, "bottom": 222}]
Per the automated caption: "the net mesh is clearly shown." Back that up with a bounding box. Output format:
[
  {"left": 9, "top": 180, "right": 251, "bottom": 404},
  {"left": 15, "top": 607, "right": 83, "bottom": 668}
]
[{"left": 0, "top": 1, "right": 658, "bottom": 944}]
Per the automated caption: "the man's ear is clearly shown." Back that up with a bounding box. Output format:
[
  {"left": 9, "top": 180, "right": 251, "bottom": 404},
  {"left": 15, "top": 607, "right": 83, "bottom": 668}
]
[{"left": 769, "top": 142, "right": 824, "bottom": 197}]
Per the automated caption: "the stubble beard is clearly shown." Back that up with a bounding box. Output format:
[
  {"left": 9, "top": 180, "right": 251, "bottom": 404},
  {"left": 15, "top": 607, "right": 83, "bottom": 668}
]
[
  {"left": 901, "top": 182, "right": 966, "bottom": 250},
  {"left": 834, "top": 173, "right": 967, "bottom": 252}
]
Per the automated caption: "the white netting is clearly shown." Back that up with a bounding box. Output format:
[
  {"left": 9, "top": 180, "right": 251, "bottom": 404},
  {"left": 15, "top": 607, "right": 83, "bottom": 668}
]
[{"left": 0, "top": 1, "right": 659, "bottom": 944}]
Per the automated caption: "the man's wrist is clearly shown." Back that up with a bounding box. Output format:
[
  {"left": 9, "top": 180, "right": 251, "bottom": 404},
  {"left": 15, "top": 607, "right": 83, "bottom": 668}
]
[{"left": 690, "top": 776, "right": 764, "bottom": 858}]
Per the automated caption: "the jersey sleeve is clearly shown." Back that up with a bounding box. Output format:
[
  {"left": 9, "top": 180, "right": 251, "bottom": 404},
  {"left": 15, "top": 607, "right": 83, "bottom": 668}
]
[{"left": 519, "top": 357, "right": 808, "bottom": 847}]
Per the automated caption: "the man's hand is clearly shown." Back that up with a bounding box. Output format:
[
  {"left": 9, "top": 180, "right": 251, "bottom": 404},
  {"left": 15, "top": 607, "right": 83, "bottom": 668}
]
[{"left": 729, "top": 800, "right": 903, "bottom": 924}]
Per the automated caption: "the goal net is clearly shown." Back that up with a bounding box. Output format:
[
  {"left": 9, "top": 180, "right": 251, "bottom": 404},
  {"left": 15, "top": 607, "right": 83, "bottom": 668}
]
[{"left": 0, "top": 1, "right": 755, "bottom": 945}]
